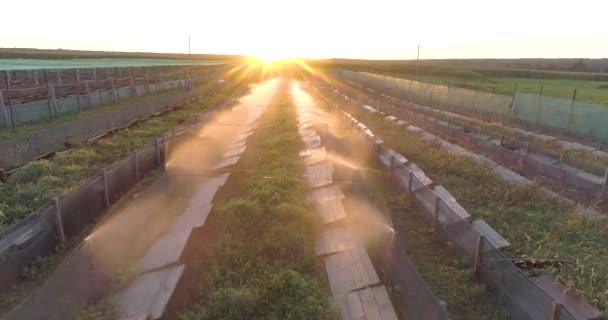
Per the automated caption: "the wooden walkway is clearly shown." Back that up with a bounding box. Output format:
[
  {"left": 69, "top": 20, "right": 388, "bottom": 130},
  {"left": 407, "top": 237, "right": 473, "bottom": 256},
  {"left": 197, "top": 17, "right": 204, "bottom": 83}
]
[{"left": 293, "top": 82, "right": 398, "bottom": 320}]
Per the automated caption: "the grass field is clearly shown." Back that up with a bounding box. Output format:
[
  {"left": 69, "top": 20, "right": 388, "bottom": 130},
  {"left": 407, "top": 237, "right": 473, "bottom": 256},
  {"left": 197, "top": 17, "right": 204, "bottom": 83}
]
[
  {"left": 325, "top": 62, "right": 608, "bottom": 104},
  {"left": 389, "top": 73, "right": 608, "bottom": 105}
]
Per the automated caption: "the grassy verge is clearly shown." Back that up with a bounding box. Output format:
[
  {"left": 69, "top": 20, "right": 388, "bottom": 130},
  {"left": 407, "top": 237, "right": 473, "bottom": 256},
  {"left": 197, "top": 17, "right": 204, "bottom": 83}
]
[
  {"left": 167, "top": 79, "right": 336, "bottom": 319},
  {"left": 0, "top": 82, "right": 246, "bottom": 230},
  {"left": 313, "top": 84, "right": 608, "bottom": 314},
  {"left": 0, "top": 85, "right": 201, "bottom": 141}
]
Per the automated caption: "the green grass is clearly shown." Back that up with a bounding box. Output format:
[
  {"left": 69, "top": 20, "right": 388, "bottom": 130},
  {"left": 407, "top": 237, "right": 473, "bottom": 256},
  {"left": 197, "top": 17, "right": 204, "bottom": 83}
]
[
  {"left": 316, "top": 84, "right": 608, "bottom": 315},
  {"left": 173, "top": 79, "right": 337, "bottom": 320},
  {"left": 0, "top": 85, "right": 206, "bottom": 141},
  {"left": 0, "top": 82, "right": 246, "bottom": 231}
]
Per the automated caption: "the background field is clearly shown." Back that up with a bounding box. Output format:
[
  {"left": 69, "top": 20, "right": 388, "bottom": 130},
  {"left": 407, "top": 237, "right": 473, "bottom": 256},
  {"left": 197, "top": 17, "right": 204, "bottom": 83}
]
[{"left": 312, "top": 59, "right": 608, "bottom": 104}]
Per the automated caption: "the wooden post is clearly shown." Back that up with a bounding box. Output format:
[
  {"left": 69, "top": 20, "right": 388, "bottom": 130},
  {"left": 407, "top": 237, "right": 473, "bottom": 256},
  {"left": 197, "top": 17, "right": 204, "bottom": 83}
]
[
  {"left": 534, "top": 85, "right": 543, "bottom": 124},
  {"left": 133, "top": 151, "right": 140, "bottom": 182},
  {"left": 602, "top": 168, "right": 608, "bottom": 198},
  {"left": 75, "top": 68, "right": 81, "bottom": 112},
  {"left": 53, "top": 197, "right": 66, "bottom": 247},
  {"left": 559, "top": 154, "right": 565, "bottom": 185},
  {"left": 56, "top": 70, "right": 62, "bottom": 85},
  {"left": 155, "top": 137, "right": 162, "bottom": 165},
  {"left": 550, "top": 302, "right": 562, "bottom": 320},
  {"left": 102, "top": 169, "right": 110, "bottom": 208},
  {"left": 473, "top": 235, "right": 485, "bottom": 280},
  {"left": 433, "top": 195, "right": 440, "bottom": 232},
  {"left": 43, "top": 69, "right": 53, "bottom": 119},
  {"left": 33, "top": 70, "right": 39, "bottom": 86},
  {"left": 85, "top": 80, "right": 91, "bottom": 107},
  {"left": 408, "top": 171, "right": 413, "bottom": 194},
  {"left": 48, "top": 84, "right": 58, "bottom": 116},
  {"left": 1, "top": 78, "right": 16, "bottom": 131},
  {"left": 110, "top": 78, "right": 116, "bottom": 102},
  {"left": 566, "top": 88, "right": 577, "bottom": 133},
  {"left": 96, "top": 68, "right": 103, "bottom": 105}
]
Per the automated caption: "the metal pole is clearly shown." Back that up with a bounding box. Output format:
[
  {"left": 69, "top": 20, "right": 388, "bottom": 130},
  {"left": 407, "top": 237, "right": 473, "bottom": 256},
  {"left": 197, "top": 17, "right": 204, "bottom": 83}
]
[
  {"left": 53, "top": 197, "right": 66, "bottom": 246},
  {"left": 534, "top": 85, "right": 543, "bottom": 124},
  {"left": 44, "top": 69, "right": 53, "bottom": 119},
  {"left": 2, "top": 71, "right": 16, "bottom": 131},
  {"left": 566, "top": 88, "right": 578, "bottom": 132},
  {"left": 473, "top": 235, "right": 485, "bottom": 280}
]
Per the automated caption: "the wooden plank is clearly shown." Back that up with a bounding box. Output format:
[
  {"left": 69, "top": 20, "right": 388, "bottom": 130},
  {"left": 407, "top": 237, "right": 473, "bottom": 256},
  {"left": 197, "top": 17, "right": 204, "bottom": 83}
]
[
  {"left": 300, "top": 147, "right": 327, "bottom": 166},
  {"left": 359, "top": 287, "right": 383, "bottom": 320},
  {"left": 112, "top": 265, "right": 184, "bottom": 320},
  {"left": 223, "top": 145, "right": 247, "bottom": 158},
  {"left": 370, "top": 286, "right": 399, "bottom": 320},
  {"left": 471, "top": 219, "right": 511, "bottom": 250},
  {"left": 304, "top": 161, "right": 334, "bottom": 188},
  {"left": 346, "top": 292, "right": 365, "bottom": 320},
  {"left": 315, "top": 226, "right": 359, "bottom": 256},
  {"left": 315, "top": 197, "right": 347, "bottom": 224},
  {"left": 533, "top": 275, "right": 603, "bottom": 320},
  {"left": 140, "top": 226, "right": 192, "bottom": 272},
  {"left": 306, "top": 185, "right": 345, "bottom": 203},
  {"left": 303, "top": 134, "right": 322, "bottom": 149},
  {"left": 324, "top": 247, "right": 380, "bottom": 295},
  {"left": 407, "top": 163, "right": 434, "bottom": 188},
  {"left": 210, "top": 155, "right": 241, "bottom": 170},
  {"left": 433, "top": 185, "right": 471, "bottom": 221}
]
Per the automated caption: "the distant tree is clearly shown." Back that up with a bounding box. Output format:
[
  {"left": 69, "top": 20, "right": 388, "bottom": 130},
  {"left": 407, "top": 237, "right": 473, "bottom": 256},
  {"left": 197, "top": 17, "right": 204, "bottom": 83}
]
[{"left": 569, "top": 59, "right": 589, "bottom": 72}]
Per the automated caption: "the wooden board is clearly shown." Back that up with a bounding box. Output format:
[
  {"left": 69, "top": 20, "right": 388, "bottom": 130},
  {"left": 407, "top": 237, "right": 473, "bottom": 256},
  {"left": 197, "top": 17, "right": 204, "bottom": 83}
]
[
  {"left": 533, "top": 275, "right": 603, "bottom": 320},
  {"left": 314, "top": 197, "right": 347, "bottom": 224},
  {"left": 223, "top": 145, "right": 247, "bottom": 158},
  {"left": 471, "top": 219, "right": 511, "bottom": 250},
  {"left": 112, "top": 265, "right": 185, "bottom": 320},
  {"left": 324, "top": 247, "right": 380, "bottom": 295},
  {"left": 303, "top": 134, "right": 322, "bottom": 149},
  {"left": 315, "top": 226, "right": 359, "bottom": 256},
  {"left": 140, "top": 226, "right": 192, "bottom": 272},
  {"left": 306, "top": 185, "right": 345, "bottom": 203},
  {"left": 304, "top": 161, "right": 334, "bottom": 188},
  {"left": 300, "top": 147, "right": 327, "bottom": 166},
  {"left": 210, "top": 155, "right": 241, "bottom": 170},
  {"left": 433, "top": 185, "right": 471, "bottom": 222},
  {"left": 336, "top": 286, "right": 399, "bottom": 320}
]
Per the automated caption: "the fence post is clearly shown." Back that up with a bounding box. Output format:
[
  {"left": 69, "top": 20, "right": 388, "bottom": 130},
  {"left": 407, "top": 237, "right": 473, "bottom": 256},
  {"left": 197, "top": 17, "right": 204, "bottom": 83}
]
[
  {"left": 75, "top": 68, "right": 81, "bottom": 112},
  {"left": 96, "top": 68, "right": 103, "bottom": 105},
  {"left": 145, "top": 73, "right": 150, "bottom": 95},
  {"left": 473, "top": 235, "right": 485, "bottom": 279},
  {"left": 433, "top": 195, "right": 440, "bottom": 232},
  {"left": 56, "top": 70, "right": 62, "bottom": 85},
  {"left": 566, "top": 88, "right": 577, "bottom": 133},
  {"left": 602, "top": 168, "right": 608, "bottom": 198},
  {"left": 534, "top": 85, "right": 543, "bottom": 124},
  {"left": 129, "top": 67, "right": 135, "bottom": 98},
  {"left": 110, "top": 78, "right": 116, "bottom": 102},
  {"left": 551, "top": 302, "right": 562, "bottom": 320},
  {"left": 558, "top": 154, "right": 565, "bottom": 185},
  {"left": 6, "top": 72, "right": 16, "bottom": 131},
  {"left": 0, "top": 88, "right": 16, "bottom": 131},
  {"left": 408, "top": 171, "right": 413, "bottom": 194},
  {"left": 53, "top": 197, "right": 66, "bottom": 247},
  {"left": 156, "top": 137, "right": 162, "bottom": 165},
  {"left": 133, "top": 151, "right": 140, "bottom": 182},
  {"left": 85, "top": 80, "right": 92, "bottom": 107},
  {"left": 102, "top": 169, "right": 110, "bottom": 208},
  {"left": 48, "top": 84, "right": 58, "bottom": 116},
  {"left": 43, "top": 69, "right": 53, "bottom": 119}
]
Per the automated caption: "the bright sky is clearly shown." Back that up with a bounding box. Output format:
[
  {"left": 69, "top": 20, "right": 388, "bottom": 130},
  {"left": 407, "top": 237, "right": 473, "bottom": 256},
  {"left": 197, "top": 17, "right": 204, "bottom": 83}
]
[{"left": 2, "top": 0, "right": 607, "bottom": 60}]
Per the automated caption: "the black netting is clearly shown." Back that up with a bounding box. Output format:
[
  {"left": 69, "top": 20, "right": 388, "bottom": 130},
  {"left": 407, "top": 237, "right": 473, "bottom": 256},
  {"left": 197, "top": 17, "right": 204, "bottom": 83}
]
[
  {"left": 0, "top": 203, "right": 58, "bottom": 288},
  {"left": 59, "top": 175, "right": 106, "bottom": 237},
  {"left": 106, "top": 158, "right": 137, "bottom": 203}
]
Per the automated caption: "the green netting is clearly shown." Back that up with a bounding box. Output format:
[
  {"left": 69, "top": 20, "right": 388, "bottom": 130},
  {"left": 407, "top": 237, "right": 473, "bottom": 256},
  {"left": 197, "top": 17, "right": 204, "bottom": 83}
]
[{"left": 348, "top": 71, "right": 608, "bottom": 141}]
